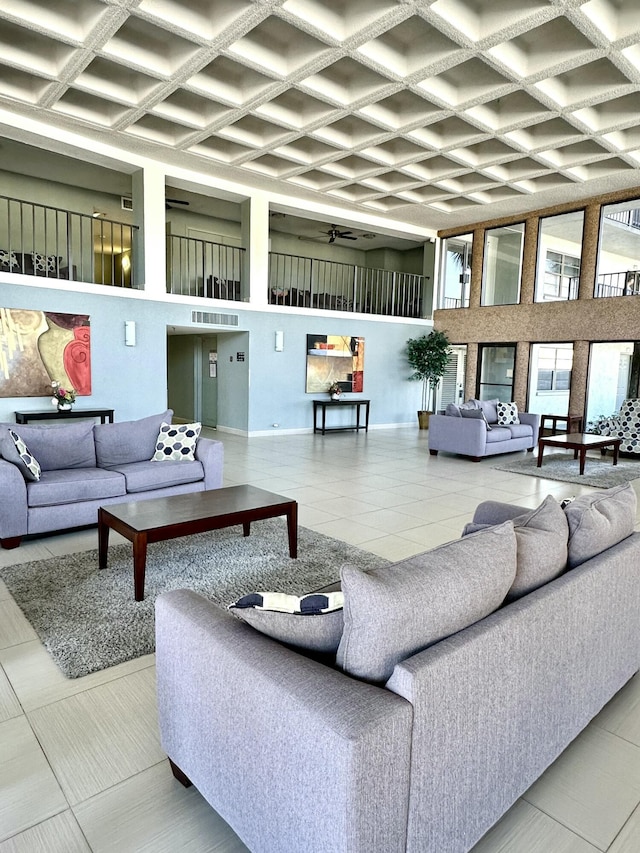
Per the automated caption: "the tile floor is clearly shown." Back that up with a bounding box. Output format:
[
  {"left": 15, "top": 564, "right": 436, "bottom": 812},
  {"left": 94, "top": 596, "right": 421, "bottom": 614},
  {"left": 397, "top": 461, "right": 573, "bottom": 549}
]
[{"left": 0, "top": 427, "right": 639, "bottom": 852}]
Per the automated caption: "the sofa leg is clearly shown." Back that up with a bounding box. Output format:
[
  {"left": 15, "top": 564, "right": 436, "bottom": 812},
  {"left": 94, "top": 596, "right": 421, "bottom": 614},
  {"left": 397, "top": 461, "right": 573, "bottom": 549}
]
[
  {"left": 169, "top": 758, "right": 192, "bottom": 788},
  {"left": 527, "top": 447, "right": 534, "bottom": 453},
  {"left": 471, "top": 457, "right": 482, "bottom": 463},
  {"left": 429, "top": 449, "right": 438, "bottom": 456},
  {"left": 1, "top": 537, "right": 21, "bottom": 549}
]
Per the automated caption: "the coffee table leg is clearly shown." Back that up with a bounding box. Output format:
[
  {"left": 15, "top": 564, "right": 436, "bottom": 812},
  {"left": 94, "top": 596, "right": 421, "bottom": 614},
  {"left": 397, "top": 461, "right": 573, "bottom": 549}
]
[
  {"left": 287, "top": 502, "right": 298, "bottom": 558},
  {"left": 243, "top": 522, "right": 250, "bottom": 537},
  {"left": 537, "top": 443, "right": 544, "bottom": 468},
  {"left": 579, "top": 449, "right": 586, "bottom": 475},
  {"left": 98, "top": 509, "right": 109, "bottom": 569},
  {"left": 613, "top": 442, "right": 619, "bottom": 466},
  {"left": 133, "top": 532, "right": 148, "bottom": 602}
]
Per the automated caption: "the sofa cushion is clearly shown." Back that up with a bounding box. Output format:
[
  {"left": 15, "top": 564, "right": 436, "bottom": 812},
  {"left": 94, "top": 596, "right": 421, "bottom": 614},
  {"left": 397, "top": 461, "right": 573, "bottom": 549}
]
[
  {"left": 461, "top": 408, "right": 492, "bottom": 430},
  {"left": 229, "top": 592, "right": 344, "bottom": 653},
  {"left": 476, "top": 398, "right": 500, "bottom": 424},
  {"left": 151, "top": 422, "right": 201, "bottom": 462},
  {"left": 505, "top": 423, "right": 533, "bottom": 439},
  {"left": 485, "top": 426, "right": 513, "bottom": 443},
  {"left": 0, "top": 428, "right": 42, "bottom": 481},
  {"left": 445, "top": 403, "right": 461, "bottom": 417},
  {"left": 11, "top": 421, "right": 96, "bottom": 471},
  {"left": 506, "top": 495, "right": 569, "bottom": 601},
  {"left": 27, "top": 468, "right": 126, "bottom": 508},
  {"left": 94, "top": 410, "right": 172, "bottom": 467},
  {"left": 109, "top": 459, "right": 204, "bottom": 493},
  {"left": 336, "top": 521, "right": 517, "bottom": 683},
  {"left": 497, "top": 401, "right": 520, "bottom": 425},
  {"left": 564, "top": 483, "right": 637, "bottom": 569}
]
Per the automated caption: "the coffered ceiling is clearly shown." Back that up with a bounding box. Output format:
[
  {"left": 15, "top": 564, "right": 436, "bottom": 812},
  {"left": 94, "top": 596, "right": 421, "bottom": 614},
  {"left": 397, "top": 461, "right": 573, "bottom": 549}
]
[{"left": 1, "top": 0, "right": 640, "bottom": 231}]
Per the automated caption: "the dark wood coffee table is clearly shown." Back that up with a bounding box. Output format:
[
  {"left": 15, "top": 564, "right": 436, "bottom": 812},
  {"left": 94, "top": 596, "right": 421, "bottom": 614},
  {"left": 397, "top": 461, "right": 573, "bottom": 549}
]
[
  {"left": 98, "top": 485, "right": 298, "bottom": 601},
  {"left": 537, "top": 432, "right": 621, "bottom": 476}
]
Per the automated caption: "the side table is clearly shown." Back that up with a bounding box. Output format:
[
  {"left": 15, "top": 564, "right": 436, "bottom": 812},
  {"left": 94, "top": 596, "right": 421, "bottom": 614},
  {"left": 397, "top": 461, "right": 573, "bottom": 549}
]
[{"left": 540, "top": 413, "right": 583, "bottom": 436}]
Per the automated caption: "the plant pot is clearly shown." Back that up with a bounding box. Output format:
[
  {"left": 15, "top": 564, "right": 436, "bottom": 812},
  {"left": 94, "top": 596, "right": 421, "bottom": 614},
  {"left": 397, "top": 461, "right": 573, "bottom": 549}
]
[
  {"left": 57, "top": 402, "right": 72, "bottom": 412},
  {"left": 417, "top": 410, "right": 431, "bottom": 430},
  {"left": 331, "top": 393, "right": 341, "bottom": 401}
]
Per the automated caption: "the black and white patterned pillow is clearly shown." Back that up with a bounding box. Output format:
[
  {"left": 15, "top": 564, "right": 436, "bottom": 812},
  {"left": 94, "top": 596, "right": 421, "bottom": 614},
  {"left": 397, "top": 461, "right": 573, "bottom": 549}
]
[
  {"left": 0, "top": 429, "right": 41, "bottom": 481},
  {"left": 229, "top": 591, "right": 344, "bottom": 653},
  {"left": 497, "top": 401, "right": 520, "bottom": 425},
  {"left": 151, "top": 422, "right": 202, "bottom": 461},
  {"left": 0, "top": 249, "right": 19, "bottom": 271},
  {"left": 31, "top": 253, "right": 58, "bottom": 274}
]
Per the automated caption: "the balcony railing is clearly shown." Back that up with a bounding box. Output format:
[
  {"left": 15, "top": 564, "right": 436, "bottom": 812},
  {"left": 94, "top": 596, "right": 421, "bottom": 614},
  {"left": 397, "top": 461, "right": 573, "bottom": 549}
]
[
  {"left": 595, "top": 270, "right": 640, "bottom": 298},
  {"left": 268, "top": 252, "right": 425, "bottom": 318},
  {"left": 442, "top": 296, "right": 469, "bottom": 309},
  {"left": 0, "top": 195, "right": 138, "bottom": 287},
  {"left": 166, "top": 235, "right": 245, "bottom": 300}
]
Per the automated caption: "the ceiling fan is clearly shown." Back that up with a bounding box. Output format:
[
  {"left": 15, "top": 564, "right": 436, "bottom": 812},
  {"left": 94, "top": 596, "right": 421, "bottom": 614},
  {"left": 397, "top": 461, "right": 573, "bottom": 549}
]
[
  {"left": 322, "top": 224, "right": 357, "bottom": 243},
  {"left": 165, "top": 198, "right": 190, "bottom": 210}
]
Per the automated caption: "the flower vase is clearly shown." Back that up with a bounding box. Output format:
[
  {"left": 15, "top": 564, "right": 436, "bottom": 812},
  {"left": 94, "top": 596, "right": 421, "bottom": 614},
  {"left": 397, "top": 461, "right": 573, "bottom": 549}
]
[
  {"left": 57, "top": 402, "right": 72, "bottom": 412},
  {"left": 331, "top": 393, "right": 341, "bottom": 401}
]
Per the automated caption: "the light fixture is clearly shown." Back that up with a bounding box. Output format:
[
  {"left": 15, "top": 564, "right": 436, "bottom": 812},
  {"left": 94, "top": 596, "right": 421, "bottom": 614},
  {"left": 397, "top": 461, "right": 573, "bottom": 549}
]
[
  {"left": 275, "top": 330, "right": 284, "bottom": 352},
  {"left": 92, "top": 209, "right": 106, "bottom": 218},
  {"left": 121, "top": 253, "right": 131, "bottom": 272},
  {"left": 124, "top": 320, "right": 136, "bottom": 347}
]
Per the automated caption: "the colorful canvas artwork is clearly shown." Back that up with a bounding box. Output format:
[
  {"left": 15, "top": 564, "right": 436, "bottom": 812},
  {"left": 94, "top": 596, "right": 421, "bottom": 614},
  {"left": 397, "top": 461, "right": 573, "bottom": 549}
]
[
  {"left": 0, "top": 308, "right": 91, "bottom": 398},
  {"left": 306, "top": 334, "right": 364, "bottom": 394}
]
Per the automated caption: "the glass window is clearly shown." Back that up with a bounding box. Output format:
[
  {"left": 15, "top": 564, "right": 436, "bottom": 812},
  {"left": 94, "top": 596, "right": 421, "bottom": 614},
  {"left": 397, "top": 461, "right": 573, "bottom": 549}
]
[
  {"left": 477, "top": 344, "right": 516, "bottom": 402},
  {"left": 527, "top": 344, "right": 573, "bottom": 416},
  {"left": 596, "top": 199, "right": 640, "bottom": 298},
  {"left": 586, "top": 341, "right": 638, "bottom": 427},
  {"left": 481, "top": 224, "right": 523, "bottom": 306},
  {"left": 440, "top": 233, "right": 472, "bottom": 308},
  {"left": 535, "top": 211, "right": 583, "bottom": 302}
]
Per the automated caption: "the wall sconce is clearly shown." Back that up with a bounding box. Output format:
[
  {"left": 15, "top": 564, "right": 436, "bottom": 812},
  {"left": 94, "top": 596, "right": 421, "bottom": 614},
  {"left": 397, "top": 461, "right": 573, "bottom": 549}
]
[
  {"left": 124, "top": 320, "right": 136, "bottom": 347},
  {"left": 275, "top": 330, "right": 284, "bottom": 352}
]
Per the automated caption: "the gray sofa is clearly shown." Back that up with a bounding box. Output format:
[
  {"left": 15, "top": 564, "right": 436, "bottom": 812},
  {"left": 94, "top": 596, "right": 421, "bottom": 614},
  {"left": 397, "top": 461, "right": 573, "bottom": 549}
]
[
  {"left": 155, "top": 483, "right": 640, "bottom": 853},
  {"left": 428, "top": 399, "right": 540, "bottom": 461},
  {"left": 0, "top": 410, "right": 224, "bottom": 548}
]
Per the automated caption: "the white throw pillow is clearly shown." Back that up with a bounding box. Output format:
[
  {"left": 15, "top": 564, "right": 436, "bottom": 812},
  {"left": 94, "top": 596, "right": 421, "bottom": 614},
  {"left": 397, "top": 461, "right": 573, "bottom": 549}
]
[
  {"left": 151, "top": 422, "right": 201, "bottom": 461},
  {"left": 497, "top": 401, "right": 520, "bottom": 425}
]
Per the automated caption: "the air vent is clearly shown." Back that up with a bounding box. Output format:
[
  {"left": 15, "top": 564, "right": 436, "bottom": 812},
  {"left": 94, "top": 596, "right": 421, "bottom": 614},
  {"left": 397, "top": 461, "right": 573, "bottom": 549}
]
[
  {"left": 121, "top": 196, "right": 133, "bottom": 211},
  {"left": 191, "top": 311, "right": 239, "bottom": 326}
]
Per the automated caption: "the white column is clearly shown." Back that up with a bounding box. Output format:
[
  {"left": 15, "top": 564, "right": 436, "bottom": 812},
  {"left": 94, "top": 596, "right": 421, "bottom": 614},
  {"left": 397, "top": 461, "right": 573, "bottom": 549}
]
[
  {"left": 132, "top": 164, "right": 167, "bottom": 296},
  {"left": 241, "top": 194, "right": 270, "bottom": 307}
]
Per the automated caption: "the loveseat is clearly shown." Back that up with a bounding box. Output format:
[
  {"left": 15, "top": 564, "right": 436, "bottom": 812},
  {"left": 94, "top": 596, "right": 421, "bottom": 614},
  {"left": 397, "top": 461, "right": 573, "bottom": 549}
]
[
  {"left": 0, "top": 410, "right": 224, "bottom": 548},
  {"left": 155, "top": 483, "right": 640, "bottom": 853},
  {"left": 428, "top": 398, "right": 540, "bottom": 461}
]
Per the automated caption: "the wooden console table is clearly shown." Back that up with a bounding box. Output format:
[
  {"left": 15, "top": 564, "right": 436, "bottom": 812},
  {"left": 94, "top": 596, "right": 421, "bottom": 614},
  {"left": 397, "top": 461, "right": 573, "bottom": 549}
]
[
  {"left": 540, "top": 413, "right": 584, "bottom": 436},
  {"left": 15, "top": 408, "right": 115, "bottom": 424},
  {"left": 313, "top": 399, "right": 370, "bottom": 435}
]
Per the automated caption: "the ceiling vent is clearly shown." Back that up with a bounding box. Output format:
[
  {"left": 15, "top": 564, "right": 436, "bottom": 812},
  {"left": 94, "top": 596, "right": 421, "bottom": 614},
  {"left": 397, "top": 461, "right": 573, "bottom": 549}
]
[
  {"left": 191, "top": 311, "right": 239, "bottom": 326},
  {"left": 121, "top": 196, "right": 133, "bottom": 211}
]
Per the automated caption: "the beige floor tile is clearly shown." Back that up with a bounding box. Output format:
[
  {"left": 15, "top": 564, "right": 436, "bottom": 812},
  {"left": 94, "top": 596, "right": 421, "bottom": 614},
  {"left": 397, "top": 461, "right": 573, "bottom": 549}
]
[
  {"left": 307, "top": 495, "right": 381, "bottom": 516},
  {"left": 399, "top": 523, "right": 460, "bottom": 550},
  {"left": 307, "top": 518, "right": 387, "bottom": 546},
  {"left": 0, "top": 541, "right": 55, "bottom": 567},
  {"left": 350, "top": 507, "right": 424, "bottom": 535},
  {"left": 0, "top": 667, "right": 21, "bottom": 723},
  {"left": 470, "top": 799, "right": 600, "bottom": 853},
  {"left": 593, "top": 672, "right": 640, "bottom": 748},
  {"left": 0, "top": 810, "right": 90, "bottom": 853},
  {"left": 0, "top": 599, "right": 38, "bottom": 650},
  {"left": 609, "top": 803, "right": 640, "bottom": 852},
  {"left": 270, "top": 484, "right": 337, "bottom": 504},
  {"left": 357, "top": 534, "right": 427, "bottom": 561},
  {"left": 296, "top": 505, "right": 339, "bottom": 527},
  {"left": 74, "top": 761, "right": 247, "bottom": 853},
  {"left": 396, "top": 499, "right": 474, "bottom": 524},
  {"left": 28, "top": 667, "right": 165, "bottom": 805},
  {"left": 0, "top": 580, "right": 9, "bottom": 601},
  {"left": 240, "top": 477, "right": 303, "bottom": 495},
  {"left": 0, "top": 639, "right": 155, "bottom": 712},
  {"left": 0, "top": 716, "right": 67, "bottom": 843},
  {"left": 523, "top": 726, "right": 640, "bottom": 849}
]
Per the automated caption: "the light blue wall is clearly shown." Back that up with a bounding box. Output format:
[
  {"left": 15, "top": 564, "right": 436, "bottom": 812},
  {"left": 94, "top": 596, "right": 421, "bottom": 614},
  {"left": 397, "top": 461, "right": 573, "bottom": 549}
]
[{"left": 0, "top": 279, "right": 431, "bottom": 431}]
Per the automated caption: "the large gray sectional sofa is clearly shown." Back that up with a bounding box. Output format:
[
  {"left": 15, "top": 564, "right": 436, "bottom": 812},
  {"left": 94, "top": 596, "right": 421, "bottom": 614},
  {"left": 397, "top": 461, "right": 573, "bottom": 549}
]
[
  {"left": 0, "top": 410, "right": 224, "bottom": 548},
  {"left": 155, "top": 482, "right": 640, "bottom": 853},
  {"left": 428, "top": 398, "right": 540, "bottom": 461}
]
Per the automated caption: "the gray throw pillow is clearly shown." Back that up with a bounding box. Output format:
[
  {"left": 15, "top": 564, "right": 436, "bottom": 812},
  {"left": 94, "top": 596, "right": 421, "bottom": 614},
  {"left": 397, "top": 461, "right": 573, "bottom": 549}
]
[
  {"left": 94, "top": 410, "right": 173, "bottom": 467},
  {"left": 8, "top": 421, "right": 96, "bottom": 471},
  {"left": 564, "top": 483, "right": 637, "bottom": 568},
  {"left": 477, "top": 398, "right": 500, "bottom": 424},
  {"left": 336, "top": 521, "right": 517, "bottom": 683},
  {"left": 229, "top": 591, "right": 344, "bottom": 653},
  {"left": 445, "top": 403, "right": 461, "bottom": 417},
  {"left": 506, "top": 494, "right": 569, "bottom": 601},
  {"left": 461, "top": 407, "right": 492, "bottom": 430},
  {"left": 0, "top": 428, "right": 41, "bottom": 481}
]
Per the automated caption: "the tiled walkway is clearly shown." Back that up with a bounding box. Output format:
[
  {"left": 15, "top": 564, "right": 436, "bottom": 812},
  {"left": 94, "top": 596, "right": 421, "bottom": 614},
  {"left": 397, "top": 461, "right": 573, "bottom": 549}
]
[{"left": 1, "top": 428, "right": 639, "bottom": 852}]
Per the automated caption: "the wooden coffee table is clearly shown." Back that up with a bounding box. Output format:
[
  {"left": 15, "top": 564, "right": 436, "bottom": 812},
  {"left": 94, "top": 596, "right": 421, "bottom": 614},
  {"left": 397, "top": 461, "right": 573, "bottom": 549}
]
[
  {"left": 98, "top": 485, "right": 298, "bottom": 601},
  {"left": 537, "top": 432, "right": 621, "bottom": 476}
]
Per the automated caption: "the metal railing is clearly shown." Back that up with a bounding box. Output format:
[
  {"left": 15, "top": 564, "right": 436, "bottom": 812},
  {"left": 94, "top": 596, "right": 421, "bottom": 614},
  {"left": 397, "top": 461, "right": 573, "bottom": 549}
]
[
  {"left": 268, "top": 252, "right": 425, "bottom": 318},
  {"left": 442, "top": 296, "right": 469, "bottom": 309},
  {"left": 167, "top": 235, "right": 245, "bottom": 300},
  {"left": 0, "top": 195, "right": 137, "bottom": 287},
  {"left": 605, "top": 209, "right": 640, "bottom": 230},
  {"left": 595, "top": 270, "right": 640, "bottom": 298}
]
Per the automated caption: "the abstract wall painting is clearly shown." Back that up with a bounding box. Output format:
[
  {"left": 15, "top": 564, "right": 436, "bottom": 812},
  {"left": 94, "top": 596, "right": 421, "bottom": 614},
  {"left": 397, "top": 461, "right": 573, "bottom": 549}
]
[
  {"left": 306, "top": 334, "right": 364, "bottom": 394},
  {"left": 0, "top": 307, "right": 91, "bottom": 398}
]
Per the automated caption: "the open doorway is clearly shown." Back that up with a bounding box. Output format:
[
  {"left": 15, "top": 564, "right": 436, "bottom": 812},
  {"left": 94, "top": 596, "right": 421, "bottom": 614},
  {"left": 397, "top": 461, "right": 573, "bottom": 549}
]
[{"left": 167, "top": 333, "right": 218, "bottom": 427}]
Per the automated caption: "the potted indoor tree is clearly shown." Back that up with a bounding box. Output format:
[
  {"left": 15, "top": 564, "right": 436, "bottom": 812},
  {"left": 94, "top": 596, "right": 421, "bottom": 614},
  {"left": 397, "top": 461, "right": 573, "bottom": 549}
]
[{"left": 406, "top": 330, "right": 451, "bottom": 429}]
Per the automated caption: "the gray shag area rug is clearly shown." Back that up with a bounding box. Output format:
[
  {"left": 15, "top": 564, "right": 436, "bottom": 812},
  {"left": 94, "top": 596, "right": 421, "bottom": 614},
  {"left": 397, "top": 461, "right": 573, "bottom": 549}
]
[
  {"left": 0, "top": 518, "right": 389, "bottom": 679},
  {"left": 492, "top": 452, "right": 640, "bottom": 488}
]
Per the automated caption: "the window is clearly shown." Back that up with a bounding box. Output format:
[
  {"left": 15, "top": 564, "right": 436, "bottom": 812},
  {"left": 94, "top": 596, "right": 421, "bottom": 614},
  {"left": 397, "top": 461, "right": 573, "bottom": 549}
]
[
  {"left": 535, "top": 210, "right": 583, "bottom": 302},
  {"left": 536, "top": 346, "right": 572, "bottom": 391},
  {"left": 481, "top": 224, "right": 523, "bottom": 306},
  {"left": 440, "top": 233, "right": 472, "bottom": 308},
  {"left": 477, "top": 344, "right": 516, "bottom": 402},
  {"left": 596, "top": 199, "right": 640, "bottom": 298}
]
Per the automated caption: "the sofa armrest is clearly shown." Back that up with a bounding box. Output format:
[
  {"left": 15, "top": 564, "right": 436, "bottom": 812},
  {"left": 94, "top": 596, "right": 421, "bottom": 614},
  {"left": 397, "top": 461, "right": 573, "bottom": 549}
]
[
  {"left": 0, "top": 459, "right": 28, "bottom": 542},
  {"left": 428, "top": 414, "right": 489, "bottom": 457},
  {"left": 194, "top": 437, "right": 224, "bottom": 490},
  {"left": 518, "top": 411, "right": 540, "bottom": 446},
  {"left": 472, "top": 500, "right": 526, "bottom": 525},
  {"left": 156, "top": 590, "right": 412, "bottom": 853}
]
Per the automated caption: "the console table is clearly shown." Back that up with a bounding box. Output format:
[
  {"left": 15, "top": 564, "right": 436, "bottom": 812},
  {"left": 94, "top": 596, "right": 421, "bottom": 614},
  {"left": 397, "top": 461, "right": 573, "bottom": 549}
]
[
  {"left": 15, "top": 408, "right": 114, "bottom": 424},
  {"left": 540, "top": 413, "right": 584, "bottom": 436},
  {"left": 313, "top": 399, "right": 370, "bottom": 435}
]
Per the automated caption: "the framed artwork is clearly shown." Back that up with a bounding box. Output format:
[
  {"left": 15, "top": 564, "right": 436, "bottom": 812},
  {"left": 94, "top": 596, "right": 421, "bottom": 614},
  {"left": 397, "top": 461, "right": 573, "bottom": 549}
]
[
  {"left": 0, "top": 307, "right": 91, "bottom": 398},
  {"left": 306, "top": 334, "right": 364, "bottom": 394}
]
